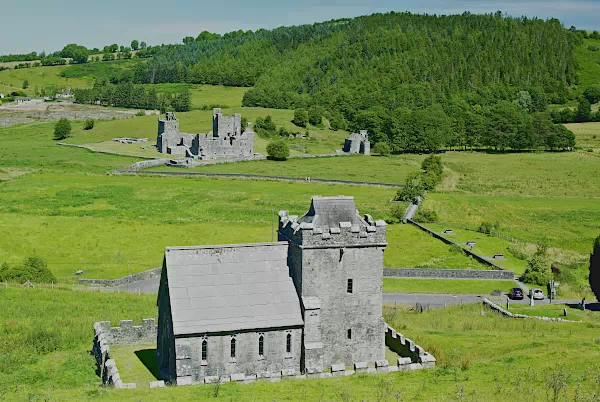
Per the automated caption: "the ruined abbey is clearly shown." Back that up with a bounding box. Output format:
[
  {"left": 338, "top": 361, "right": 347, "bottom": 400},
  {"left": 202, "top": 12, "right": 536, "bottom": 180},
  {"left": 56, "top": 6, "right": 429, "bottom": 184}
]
[{"left": 156, "top": 109, "right": 254, "bottom": 160}]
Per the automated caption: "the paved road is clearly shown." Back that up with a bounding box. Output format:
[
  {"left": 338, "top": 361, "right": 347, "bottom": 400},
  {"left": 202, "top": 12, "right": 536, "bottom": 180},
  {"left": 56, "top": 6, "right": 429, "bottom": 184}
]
[{"left": 101, "top": 277, "right": 574, "bottom": 308}]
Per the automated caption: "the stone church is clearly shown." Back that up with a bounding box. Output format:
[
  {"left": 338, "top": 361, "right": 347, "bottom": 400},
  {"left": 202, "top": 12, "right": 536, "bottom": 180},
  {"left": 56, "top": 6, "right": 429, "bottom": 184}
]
[
  {"left": 156, "top": 196, "right": 387, "bottom": 384},
  {"left": 156, "top": 108, "right": 254, "bottom": 160}
]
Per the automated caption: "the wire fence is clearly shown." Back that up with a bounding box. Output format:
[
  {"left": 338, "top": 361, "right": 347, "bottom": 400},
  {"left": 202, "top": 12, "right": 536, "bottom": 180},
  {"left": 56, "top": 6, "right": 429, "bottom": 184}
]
[
  {"left": 419, "top": 219, "right": 533, "bottom": 246},
  {"left": 0, "top": 279, "right": 151, "bottom": 296}
]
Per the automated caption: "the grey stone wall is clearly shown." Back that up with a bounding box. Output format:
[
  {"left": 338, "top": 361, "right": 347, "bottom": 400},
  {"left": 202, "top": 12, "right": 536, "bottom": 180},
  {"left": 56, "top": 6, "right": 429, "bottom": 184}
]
[
  {"left": 385, "top": 324, "right": 436, "bottom": 369},
  {"left": 78, "top": 267, "right": 162, "bottom": 287},
  {"left": 92, "top": 319, "right": 157, "bottom": 389},
  {"left": 175, "top": 328, "right": 302, "bottom": 385},
  {"left": 383, "top": 268, "right": 515, "bottom": 280}
]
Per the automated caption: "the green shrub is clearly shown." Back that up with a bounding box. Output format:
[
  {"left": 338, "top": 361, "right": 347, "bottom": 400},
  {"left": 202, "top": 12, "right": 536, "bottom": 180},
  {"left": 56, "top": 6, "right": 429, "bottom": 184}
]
[
  {"left": 308, "top": 106, "right": 322, "bottom": 126},
  {"left": 83, "top": 118, "right": 95, "bottom": 130},
  {"left": 53, "top": 118, "right": 71, "bottom": 140},
  {"left": 414, "top": 208, "right": 438, "bottom": 223},
  {"left": 135, "top": 110, "right": 145, "bottom": 117},
  {"left": 522, "top": 247, "right": 551, "bottom": 286},
  {"left": 395, "top": 172, "right": 423, "bottom": 202},
  {"left": 373, "top": 142, "right": 391, "bottom": 156},
  {"left": 389, "top": 203, "right": 406, "bottom": 222},
  {"left": 293, "top": 109, "right": 308, "bottom": 127},
  {"left": 266, "top": 140, "right": 290, "bottom": 161},
  {"left": 588, "top": 45, "right": 599, "bottom": 52},
  {"left": 0, "top": 256, "right": 56, "bottom": 284}
]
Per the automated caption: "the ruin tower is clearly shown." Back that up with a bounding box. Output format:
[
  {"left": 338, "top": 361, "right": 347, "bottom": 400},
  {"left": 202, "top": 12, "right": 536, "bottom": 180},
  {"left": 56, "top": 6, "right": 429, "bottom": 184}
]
[
  {"left": 212, "top": 108, "right": 242, "bottom": 137},
  {"left": 278, "top": 196, "right": 387, "bottom": 372},
  {"left": 157, "top": 112, "right": 180, "bottom": 153}
]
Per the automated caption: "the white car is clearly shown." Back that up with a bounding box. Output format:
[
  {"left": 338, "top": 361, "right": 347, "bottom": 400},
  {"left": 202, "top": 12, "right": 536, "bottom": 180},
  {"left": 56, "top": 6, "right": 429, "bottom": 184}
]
[{"left": 532, "top": 289, "right": 545, "bottom": 300}]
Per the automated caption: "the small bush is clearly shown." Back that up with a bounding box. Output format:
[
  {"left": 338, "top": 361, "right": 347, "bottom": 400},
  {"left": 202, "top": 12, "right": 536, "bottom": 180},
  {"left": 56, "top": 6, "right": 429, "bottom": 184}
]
[
  {"left": 292, "top": 109, "right": 308, "bottom": 127},
  {"left": 0, "top": 256, "right": 56, "bottom": 283},
  {"left": 266, "top": 140, "right": 290, "bottom": 161},
  {"left": 390, "top": 203, "right": 405, "bottom": 222},
  {"left": 588, "top": 45, "right": 599, "bottom": 52},
  {"left": 83, "top": 118, "right": 95, "bottom": 130},
  {"left": 53, "top": 118, "right": 71, "bottom": 140},
  {"left": 414, "top": 208, "right": 438, "bottom": 223},
  {"left": 522, "top": 250, "right": 551, "bottom": 286},
  {"left": 395, "top": 172, "right": 423, "bottom": 202},
  {"left": 136, "top": 110, "right": 145, "bottom": 116},
  {"left": 373, "top": 142, "right": 391, "bottom": 156}
]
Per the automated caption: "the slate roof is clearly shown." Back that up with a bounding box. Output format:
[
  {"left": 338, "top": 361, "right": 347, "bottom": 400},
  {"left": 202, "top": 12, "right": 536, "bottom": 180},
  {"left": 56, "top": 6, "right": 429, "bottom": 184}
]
[
  {"left": 299, "top": 196, "right": 364, "bottom": 228},
  {"left": 164, "top": 242, "right": 302, "bottom": 336}
]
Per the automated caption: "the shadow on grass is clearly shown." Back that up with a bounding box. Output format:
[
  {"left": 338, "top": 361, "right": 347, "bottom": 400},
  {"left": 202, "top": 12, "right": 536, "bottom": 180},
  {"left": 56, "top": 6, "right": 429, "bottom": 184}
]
[
  {"left": 134, "top": 349, "right": 163, "bottom": 381},
  {"left": 566, "top": 302, "right": 600, "bottom": 312}
]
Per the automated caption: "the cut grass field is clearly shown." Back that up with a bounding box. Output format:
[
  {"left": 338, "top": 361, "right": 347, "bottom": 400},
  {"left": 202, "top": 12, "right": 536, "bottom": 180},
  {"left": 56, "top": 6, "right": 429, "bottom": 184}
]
[
  {"left": 383, "top": 278, "right": 517, "bottom": 294},
  {"left": 3, "top": 287, "right": 600, "bottom": 400}
]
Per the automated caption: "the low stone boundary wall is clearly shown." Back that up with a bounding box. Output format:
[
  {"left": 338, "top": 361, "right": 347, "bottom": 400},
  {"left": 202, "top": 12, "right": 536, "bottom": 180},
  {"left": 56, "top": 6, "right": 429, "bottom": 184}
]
[
  {"left": 384, "top": 268, "right": 515, "bottom": 280},
  {"left": 129, "top": 159, "right": 170, "bottom": 170},
  {"left": 385, "top": 324, "right": 436, "bottom": 369},
  {"left": 113, "top": 170, "right": 403, "bottom": 188},
  {"left": 409, "top": 220, "right": 507, "bottom": 270},
  {"left": 92, "top": 319, "right": 157, "bottom": 389},
  {"left": 78, "top": 267, "right": 161, "bottom": 287},
  {"left": 482, "top": 299, "right": 580, "bottom": 323}
]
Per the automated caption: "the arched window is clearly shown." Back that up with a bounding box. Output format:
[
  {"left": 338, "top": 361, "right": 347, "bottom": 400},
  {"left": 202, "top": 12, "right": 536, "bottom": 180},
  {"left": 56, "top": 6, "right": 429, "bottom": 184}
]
[
  {"left": 230, "top": 337, "right": 236, "bottom": 359},
  {"left": 286, "top": 333, "right": 292, "bottom": 354},
  {"left": 201, "top": 339, "right": 207, "bottom": 361},
  {"left": 258, "top": 334, "right": 264, "bottom": 357}
]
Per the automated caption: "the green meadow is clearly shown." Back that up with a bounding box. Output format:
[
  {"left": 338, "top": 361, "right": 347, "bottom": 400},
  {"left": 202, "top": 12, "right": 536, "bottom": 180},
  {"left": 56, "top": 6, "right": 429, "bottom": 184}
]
[
  {"left": 140, "top": 83, "right": 249, "bottom": 109},
  {"left": 0, "top": 65, "right": 92, "bottom": 94},
  {"left": 383, "top": 278, "right": 517, "bottom": 294},
  {"left": 2, "top": 286, "right": 599, "bottom": 401},
  {"left": 565, "top": 122, "right": 600, "bottom": 150}
]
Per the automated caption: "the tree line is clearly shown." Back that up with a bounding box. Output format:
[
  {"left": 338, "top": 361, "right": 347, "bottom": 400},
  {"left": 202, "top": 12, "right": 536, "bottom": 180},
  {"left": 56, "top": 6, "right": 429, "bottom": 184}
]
[
  {"left": 131, "top": 11, "right": 578, "bottom": 152},
  {"left": 74, "top": 81, "right": 191, "bottom": 112}
]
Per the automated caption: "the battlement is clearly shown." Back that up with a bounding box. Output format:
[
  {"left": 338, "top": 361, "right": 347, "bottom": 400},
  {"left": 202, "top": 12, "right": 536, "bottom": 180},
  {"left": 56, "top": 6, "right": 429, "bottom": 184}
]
[
  {"left": 213, "top": 108, "right": 242, "bottom": 138},
  {"left": 278, "top": 202, "right": 387, "bottom": 247}
]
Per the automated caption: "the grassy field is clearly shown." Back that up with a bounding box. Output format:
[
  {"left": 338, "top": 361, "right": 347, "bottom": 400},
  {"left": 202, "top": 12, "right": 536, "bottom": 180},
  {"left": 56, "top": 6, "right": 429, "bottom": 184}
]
[
  {"left": 0, "top": 65, "right": 92, "bottom": 95},
  {"left": 565, "top": 122, "right": 600, "bottom": 151},
  {"left": 424, "top": 223, "right": 529, "bottom": 274},
  {"left": 424, "top": 194, "right": 600, "bottom": 254},
  {"left": 508, "top": 303, "right": 598, "bottom": 323},
  {"left": 0, "top": 120, "right": 484, "bottom": 280},
  {"left": 383, "top": 278, "right": 517, "bottom": 294},
  {"left": 151, "top": 155, "right": 420, "bottom": 184},
  {"left": 140, "top": 83, "right": 248, "bottom": 109},
  {"left": 2, "top": 286, "right": 599, "bottom": 400}
]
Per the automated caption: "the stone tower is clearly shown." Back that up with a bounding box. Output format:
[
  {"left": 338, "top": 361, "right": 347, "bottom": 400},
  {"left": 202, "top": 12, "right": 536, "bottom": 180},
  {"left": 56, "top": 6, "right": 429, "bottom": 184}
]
[
  {"left": 212, "top": 108, "right": 242, "bottom": 138},
  {"left": 157, "top": 112, "right": 180, "bottom": 153},
  {"left": 278, "top": 196, "right": 387, "bottom": 372}
]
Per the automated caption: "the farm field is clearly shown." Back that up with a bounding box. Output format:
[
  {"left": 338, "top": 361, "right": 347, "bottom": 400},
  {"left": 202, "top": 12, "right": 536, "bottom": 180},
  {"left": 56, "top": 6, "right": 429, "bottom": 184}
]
[
  {"left": 0, "top": 120, "right": 477, "bottom": 280},
  {"left": 424, "top": 194, "right": 600, "bottom": 254},
  {"left": 152, "top": 155, "right": 421, "bottom": 184},
  {"left": 139, "top": 83, "right": 248, "bottom": 109},
  {"left": 423, "top": 223, "right": 529, "bottom": 274},
  {"left": 0, "top": 65, "right": 92, "bottom": 95},
  {"left": 382, "top": 278, "right": 517, "bottom": 294},
  {"left": 2, "top": 287, "right": 599, "bottom": 400},
  {"left": 565, "top": 122, "right": 600, "bottom": 150}
]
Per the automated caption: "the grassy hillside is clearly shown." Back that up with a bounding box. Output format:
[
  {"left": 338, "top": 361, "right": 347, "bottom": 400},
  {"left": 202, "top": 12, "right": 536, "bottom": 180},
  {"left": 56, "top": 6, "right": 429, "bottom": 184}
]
[
  {"left": 2, "top": 287, "right": 599, "bottom": 400},
  {"left": 0, "top": 65, "right": 92, "bottom": 95}
]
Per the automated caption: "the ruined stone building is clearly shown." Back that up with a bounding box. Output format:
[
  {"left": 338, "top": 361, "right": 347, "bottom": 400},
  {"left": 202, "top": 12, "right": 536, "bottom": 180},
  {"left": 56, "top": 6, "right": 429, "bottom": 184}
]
[
  {"left": 156, "top": 109, "right": 254, "bottom": 160},
  {"left": 156, "top": 196, "right": 387, "bottom": 384},
  {"left": 343, "top": 130, "right": 370, "bottom": 155}
]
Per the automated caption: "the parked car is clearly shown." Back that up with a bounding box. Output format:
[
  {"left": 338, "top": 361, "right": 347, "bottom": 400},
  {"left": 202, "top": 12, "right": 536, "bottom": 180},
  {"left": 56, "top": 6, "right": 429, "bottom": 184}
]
[
  {"left": 532, "top": 288, "right": 545, "bottom": 300},
  {"left": 510, "top": 288, "right": 524, "bottom": 300}
]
